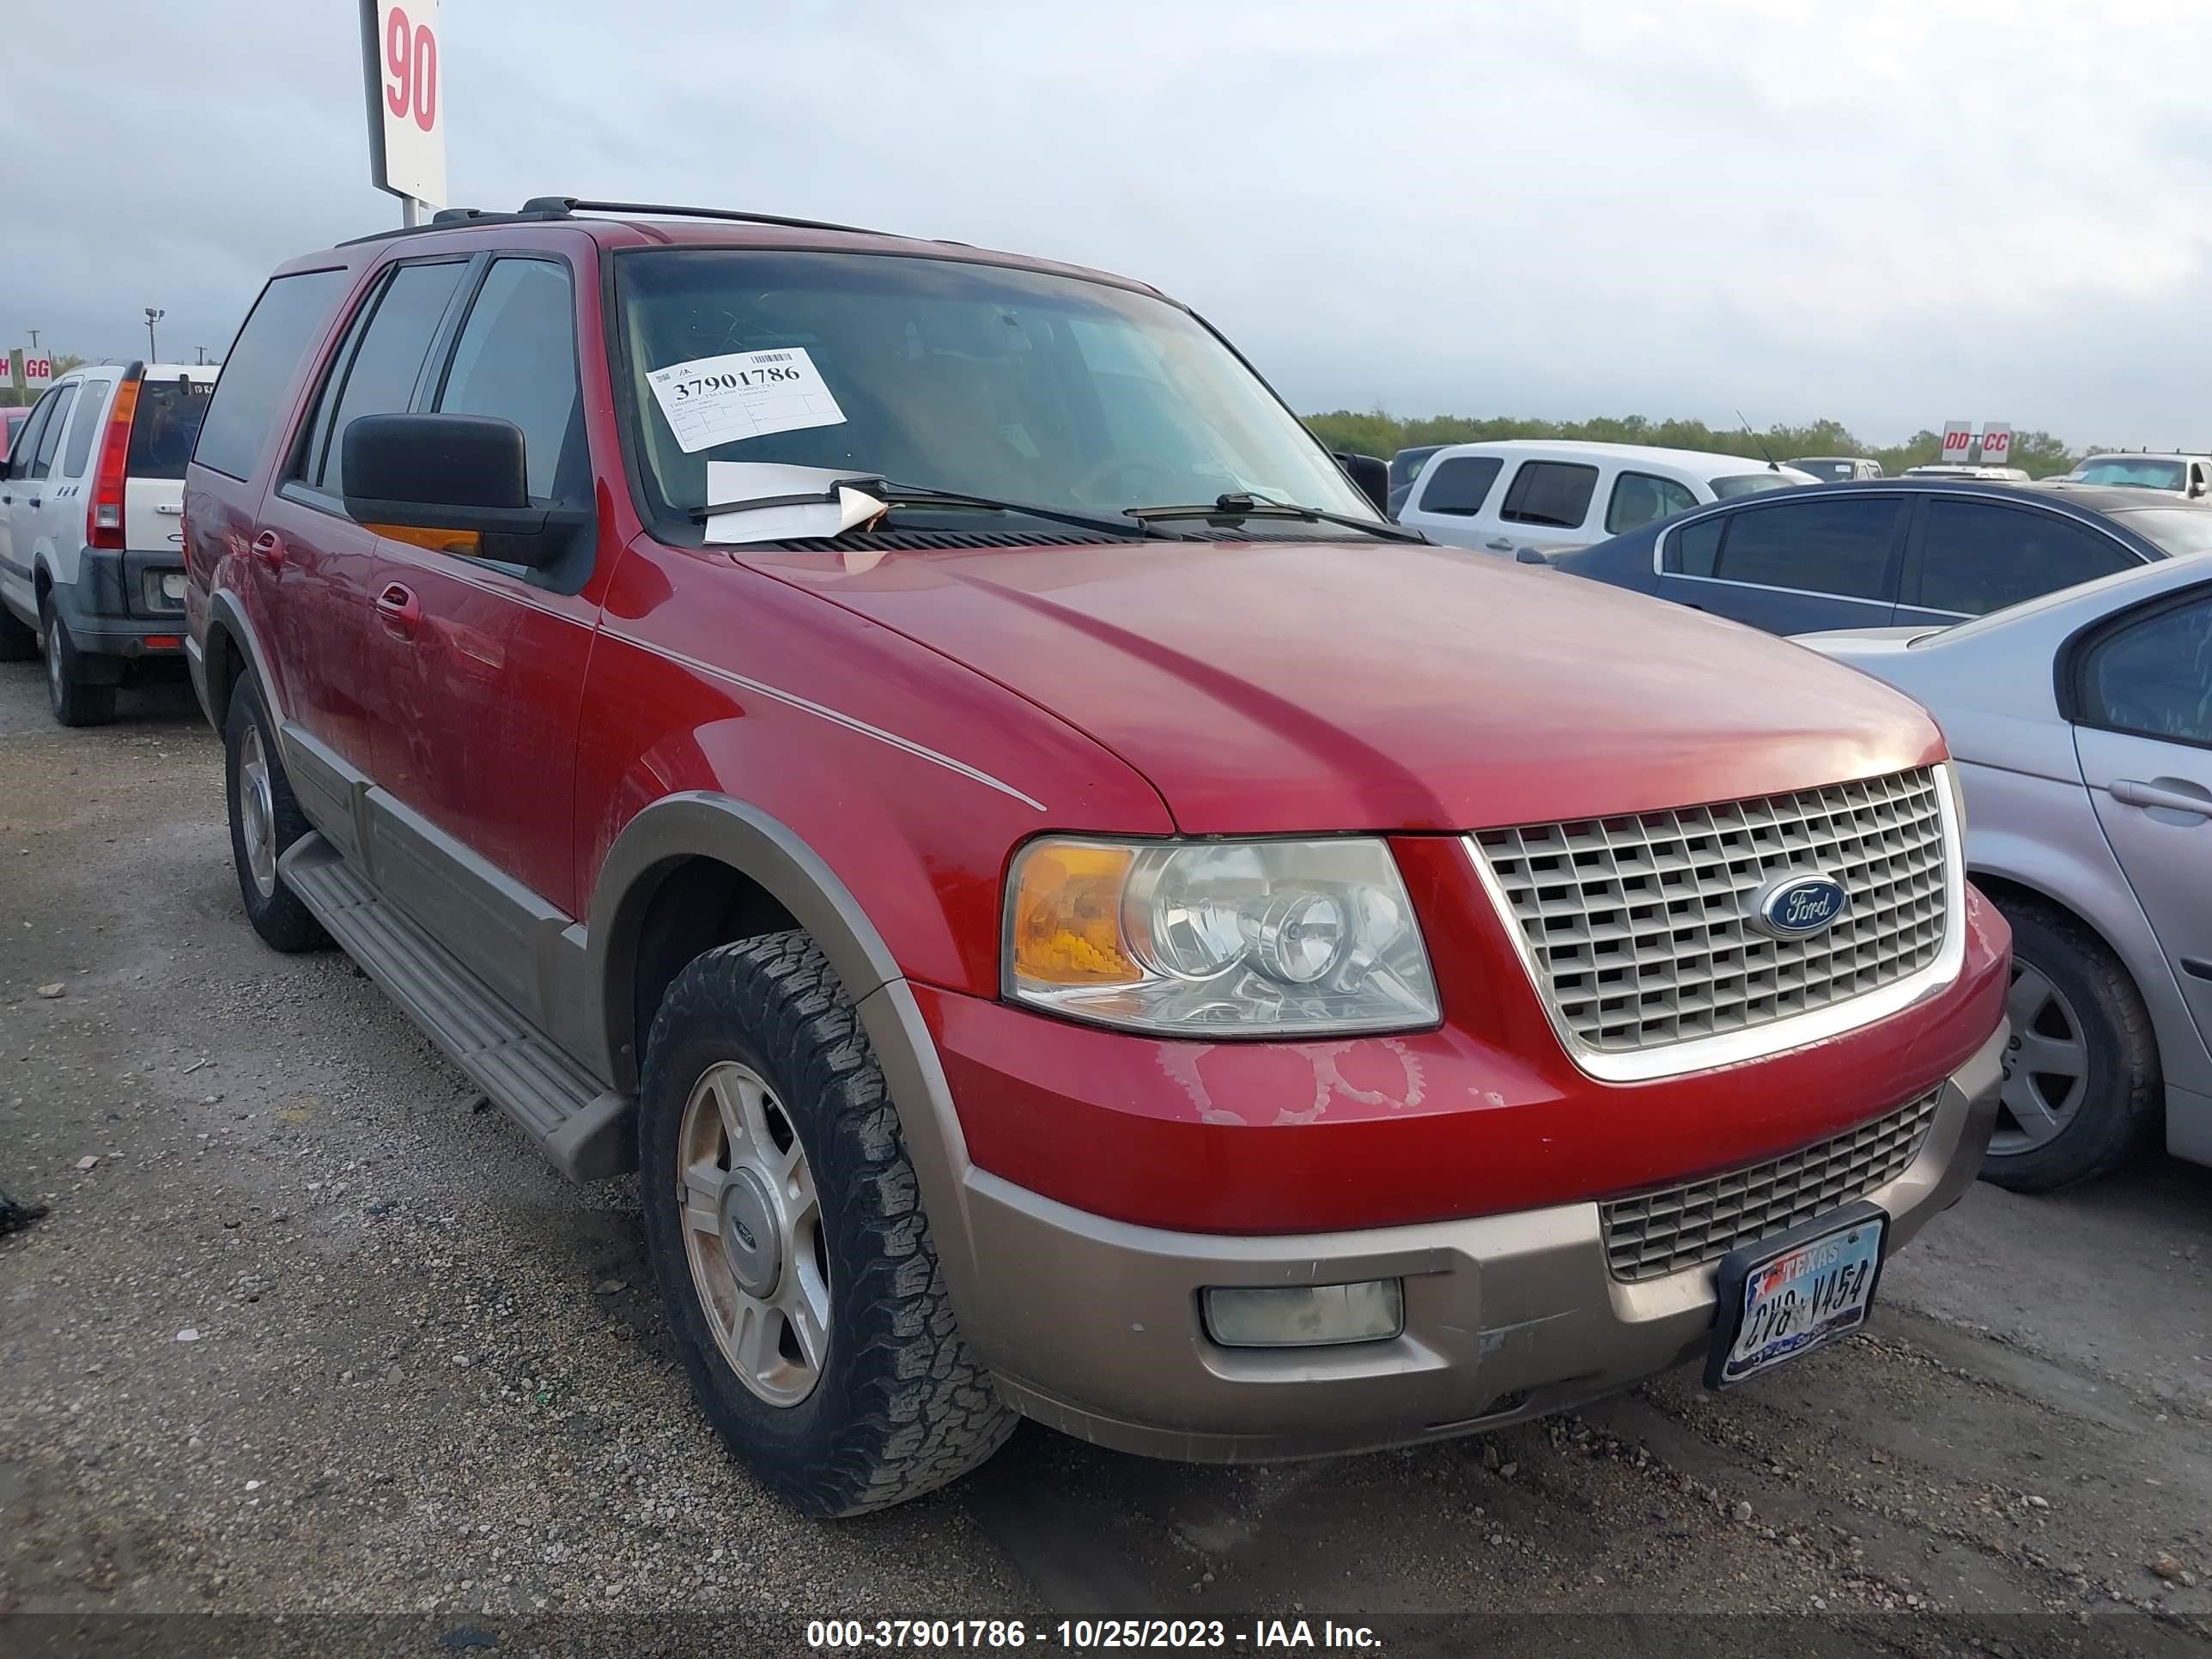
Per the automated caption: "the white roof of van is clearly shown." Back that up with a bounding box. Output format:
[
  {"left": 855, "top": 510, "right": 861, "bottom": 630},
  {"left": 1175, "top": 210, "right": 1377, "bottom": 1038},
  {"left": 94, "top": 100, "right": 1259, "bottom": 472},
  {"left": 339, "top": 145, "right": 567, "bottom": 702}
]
[{"left": 1433, "top": 438, "right": 1796, "bottom": 474}]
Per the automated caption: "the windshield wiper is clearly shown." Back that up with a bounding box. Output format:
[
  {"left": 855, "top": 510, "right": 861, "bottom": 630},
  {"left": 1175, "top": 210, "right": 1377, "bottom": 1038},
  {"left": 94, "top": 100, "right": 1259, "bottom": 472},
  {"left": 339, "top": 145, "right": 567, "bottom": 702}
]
[
  {"left": 690, "top": 477, "right": 1166, "bottom": 541},
  {"left": 1123, "top": 492, "right": 1427, "bottom": 543}
]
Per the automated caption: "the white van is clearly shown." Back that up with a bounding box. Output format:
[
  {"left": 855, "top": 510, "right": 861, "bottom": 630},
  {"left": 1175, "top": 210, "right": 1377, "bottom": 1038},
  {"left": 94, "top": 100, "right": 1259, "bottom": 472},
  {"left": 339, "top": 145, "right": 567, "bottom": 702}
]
[
  {"left": 1397, "top": 440, "right": 1814, "bottom": 556},
  {"left": 0, "top": 362, "right": 218, "bottom": 723}
]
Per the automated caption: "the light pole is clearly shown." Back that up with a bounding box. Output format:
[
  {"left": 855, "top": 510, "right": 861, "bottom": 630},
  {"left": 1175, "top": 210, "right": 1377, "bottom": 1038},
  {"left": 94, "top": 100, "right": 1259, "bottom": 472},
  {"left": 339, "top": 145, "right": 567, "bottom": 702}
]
[{"left": 144, "top": 308, "right": 165, "bottom": 362}]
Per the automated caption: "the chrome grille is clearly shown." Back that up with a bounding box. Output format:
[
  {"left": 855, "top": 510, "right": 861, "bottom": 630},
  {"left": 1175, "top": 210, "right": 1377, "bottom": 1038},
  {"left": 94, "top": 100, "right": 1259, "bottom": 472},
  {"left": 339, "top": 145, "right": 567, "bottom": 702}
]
[
  {"left": 1474, "top": 767, "right": 1949, "bottom": 1056},
  {"left": 1600, "top": 1090, "right": 1941, "bottom": 1281}
]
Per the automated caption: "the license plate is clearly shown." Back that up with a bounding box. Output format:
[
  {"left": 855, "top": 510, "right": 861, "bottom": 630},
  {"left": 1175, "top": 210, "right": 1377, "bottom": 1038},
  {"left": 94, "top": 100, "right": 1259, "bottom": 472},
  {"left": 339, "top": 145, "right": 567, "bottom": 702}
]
[{"left": 1705, "top": 1203, "right": 1887, "bottom": 1389}]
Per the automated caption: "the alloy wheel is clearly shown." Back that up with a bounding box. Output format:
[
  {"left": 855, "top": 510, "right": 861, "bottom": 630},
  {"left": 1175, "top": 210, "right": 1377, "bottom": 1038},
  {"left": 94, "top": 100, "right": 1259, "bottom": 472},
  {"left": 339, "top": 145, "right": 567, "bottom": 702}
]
[
  {"left": 1995, "top": 959, "right": 2090, "bottom": 1156},
  {"left": 676, "top": 1060, "right": 830, "bottom": 1407},
  {"left": 237, "top": 722, "right": 278, "bottom": 899}
]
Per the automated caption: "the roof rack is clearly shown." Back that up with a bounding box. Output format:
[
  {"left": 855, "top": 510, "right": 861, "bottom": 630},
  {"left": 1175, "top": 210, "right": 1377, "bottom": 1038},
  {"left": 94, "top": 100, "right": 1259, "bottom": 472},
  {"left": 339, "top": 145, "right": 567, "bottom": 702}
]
[
  {"left": 342, "top": 197, "right": 937, "bottom": 249},
  {"left": 518, "top": 197, "right": 901, "bottom": 239}
]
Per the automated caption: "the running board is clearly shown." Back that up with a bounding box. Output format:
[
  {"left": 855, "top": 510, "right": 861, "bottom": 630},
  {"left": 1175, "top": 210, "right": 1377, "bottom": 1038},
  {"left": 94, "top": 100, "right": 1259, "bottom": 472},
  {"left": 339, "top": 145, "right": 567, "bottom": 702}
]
[{"left": 280, "top": 833, "right": 636, "bottom": 1182}]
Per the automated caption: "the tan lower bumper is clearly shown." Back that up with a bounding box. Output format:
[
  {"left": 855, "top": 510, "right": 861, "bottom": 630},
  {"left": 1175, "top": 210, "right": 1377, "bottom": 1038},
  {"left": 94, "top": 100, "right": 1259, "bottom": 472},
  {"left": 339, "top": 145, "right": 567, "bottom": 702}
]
[{"left": 957, "top": 1021, "right": 2005, "bottom": 1463}]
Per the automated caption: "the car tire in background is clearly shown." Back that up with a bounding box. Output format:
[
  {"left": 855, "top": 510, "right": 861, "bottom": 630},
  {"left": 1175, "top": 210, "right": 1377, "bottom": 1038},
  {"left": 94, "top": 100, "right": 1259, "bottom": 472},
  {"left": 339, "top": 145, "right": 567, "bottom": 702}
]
[
  {"left": 638, "top": 932, "right": 1016, "bottom": 1516},
  {"left": 224, "top": 678, "right": 330, "bottom": 952},
  {"left": 1986, "top": 898, "right": 2160, "bottom": 1193},
  {"left": 0, "top": 601, "right": 36, "bottom": 662},
  {"left": 40, "top": 604, "right": 117, "bottom": 726}
]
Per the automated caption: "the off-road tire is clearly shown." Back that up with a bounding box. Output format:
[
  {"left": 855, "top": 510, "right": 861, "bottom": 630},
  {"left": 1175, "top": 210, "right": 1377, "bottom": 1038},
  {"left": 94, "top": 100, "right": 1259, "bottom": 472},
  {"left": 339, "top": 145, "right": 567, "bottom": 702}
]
[
  {"left": 41, "top": 605, "right": 117, "bottom": 726},
  {"left": 640, "top": 933, "right": 1015, "bottom": 1515},
  {"left": 1985, "top": 897, "right": 2160, "bottom": 1193},
  {"left": 224, "top": 679, "right": 330, "bottom": 952},
  {"left": 0, "top": 599, "right": 35, "bottom": 662}
]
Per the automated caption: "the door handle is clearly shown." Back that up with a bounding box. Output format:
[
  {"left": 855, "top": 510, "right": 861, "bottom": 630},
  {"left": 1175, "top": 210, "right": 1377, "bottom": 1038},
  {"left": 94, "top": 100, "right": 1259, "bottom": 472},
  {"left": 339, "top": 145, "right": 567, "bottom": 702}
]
[
  {"left": 1485, "top": 538, "right": 1514, "bottom": 550},
  {"left": 376, "top": 581, "right": 422, "bottom": 639},
  {"left": 26, "top": 498, "right": 39, "bottom": 510},
  {"left": 2111, "top": 777, "right": 2212, "bottom": 819},
  {"left": 251, "top": 530, "right": 286, "bottom": 568}
]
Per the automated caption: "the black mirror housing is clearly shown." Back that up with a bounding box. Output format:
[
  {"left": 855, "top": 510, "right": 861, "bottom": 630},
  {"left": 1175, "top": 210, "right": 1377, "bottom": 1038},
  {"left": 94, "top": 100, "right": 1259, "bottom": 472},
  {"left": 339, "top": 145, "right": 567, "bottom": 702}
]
[
  {"left": 1333, "top": 451, "right": 1391, "bottom": 515},
  {"left": 342, "top": 413, "right": 579, "bottom": 568}
]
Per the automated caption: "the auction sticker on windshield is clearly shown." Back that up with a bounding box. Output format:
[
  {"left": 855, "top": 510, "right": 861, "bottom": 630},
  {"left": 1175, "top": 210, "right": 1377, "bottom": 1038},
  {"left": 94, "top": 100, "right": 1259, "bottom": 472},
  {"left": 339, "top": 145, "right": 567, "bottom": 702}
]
[
  {"left": 1705, "top": 1204, "right": 1887, "bottom": 1389},
  {"left": 647, "top": 347, "right": 848, "bottom": 453}
]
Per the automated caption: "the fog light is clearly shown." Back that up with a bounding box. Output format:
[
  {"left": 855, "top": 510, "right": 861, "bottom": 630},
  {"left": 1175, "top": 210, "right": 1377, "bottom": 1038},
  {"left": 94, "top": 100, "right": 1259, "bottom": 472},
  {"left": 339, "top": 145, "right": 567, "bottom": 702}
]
[{"left": 1202, "top": 1279, "right": 1404, "bottom": 1348}]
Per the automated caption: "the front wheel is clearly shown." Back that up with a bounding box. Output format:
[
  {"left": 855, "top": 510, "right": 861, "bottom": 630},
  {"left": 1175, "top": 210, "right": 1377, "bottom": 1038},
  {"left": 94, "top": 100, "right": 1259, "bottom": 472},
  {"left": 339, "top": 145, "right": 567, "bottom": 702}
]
[
  {"left": 0, "top": 599, "right": 36, "bottom": 663},
  {"left": 639, "top": 933, "right": 1014, "bottom": 1515}
]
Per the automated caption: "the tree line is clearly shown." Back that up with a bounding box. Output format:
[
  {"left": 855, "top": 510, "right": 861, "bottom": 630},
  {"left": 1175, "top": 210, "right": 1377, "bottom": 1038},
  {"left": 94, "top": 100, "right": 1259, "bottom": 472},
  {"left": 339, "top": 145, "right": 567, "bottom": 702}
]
[{"left": 1304, "top": 410, "right": 2087, "bottom": 479}]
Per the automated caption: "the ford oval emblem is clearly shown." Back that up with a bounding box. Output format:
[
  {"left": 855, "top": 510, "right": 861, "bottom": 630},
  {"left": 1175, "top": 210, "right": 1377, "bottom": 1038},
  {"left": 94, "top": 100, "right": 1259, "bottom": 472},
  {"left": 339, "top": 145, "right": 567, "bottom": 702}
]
[{"left": 1751, "top": 872, "right": 1850, "bottom": 939}]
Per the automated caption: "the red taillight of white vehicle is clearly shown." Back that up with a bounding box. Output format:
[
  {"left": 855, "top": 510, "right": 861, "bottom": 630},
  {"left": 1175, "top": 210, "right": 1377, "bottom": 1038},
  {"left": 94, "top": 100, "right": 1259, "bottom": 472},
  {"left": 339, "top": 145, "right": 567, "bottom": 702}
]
[{"left": 87, "top": 369, "right": 144, "bottom": 552}]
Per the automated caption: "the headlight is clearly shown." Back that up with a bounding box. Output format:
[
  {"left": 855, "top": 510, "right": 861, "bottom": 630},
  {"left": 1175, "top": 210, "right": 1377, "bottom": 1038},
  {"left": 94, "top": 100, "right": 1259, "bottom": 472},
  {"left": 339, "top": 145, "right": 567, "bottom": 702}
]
[{"left": 1005, "top": 836, "right": 1439, "bottom": 1036}]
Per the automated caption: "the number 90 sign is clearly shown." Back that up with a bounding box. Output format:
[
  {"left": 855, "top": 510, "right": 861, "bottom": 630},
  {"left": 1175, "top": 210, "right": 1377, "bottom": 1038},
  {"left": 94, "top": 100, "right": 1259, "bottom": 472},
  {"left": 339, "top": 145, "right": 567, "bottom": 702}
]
[{"left": 362, "top": 0, "right": 447, "bottom": 209}]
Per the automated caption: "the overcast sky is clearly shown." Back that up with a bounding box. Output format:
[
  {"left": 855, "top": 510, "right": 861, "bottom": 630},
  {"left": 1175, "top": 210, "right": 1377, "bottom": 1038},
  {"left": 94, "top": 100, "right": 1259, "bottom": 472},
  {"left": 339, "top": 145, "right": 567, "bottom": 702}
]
[{"left": 8, "top": 0, "right": 2210, "bottom": 447}]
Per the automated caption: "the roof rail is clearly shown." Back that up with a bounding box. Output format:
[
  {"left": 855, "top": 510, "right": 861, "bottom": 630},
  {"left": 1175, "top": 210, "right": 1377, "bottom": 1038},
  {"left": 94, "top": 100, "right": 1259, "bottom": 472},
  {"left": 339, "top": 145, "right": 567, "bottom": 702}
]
[
  {"left": 518, "top": 197, "right": 901, "bottom": 239},
  {"left": 337, "top": 204, "right": 570, "bottom": 246}
]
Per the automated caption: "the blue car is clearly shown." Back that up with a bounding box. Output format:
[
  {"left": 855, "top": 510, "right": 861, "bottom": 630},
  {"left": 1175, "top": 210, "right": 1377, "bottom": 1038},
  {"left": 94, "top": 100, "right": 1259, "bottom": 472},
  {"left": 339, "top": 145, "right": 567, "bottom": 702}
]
[{"left": 1549, "top": 479, "right": 2212, "bottom": 634}]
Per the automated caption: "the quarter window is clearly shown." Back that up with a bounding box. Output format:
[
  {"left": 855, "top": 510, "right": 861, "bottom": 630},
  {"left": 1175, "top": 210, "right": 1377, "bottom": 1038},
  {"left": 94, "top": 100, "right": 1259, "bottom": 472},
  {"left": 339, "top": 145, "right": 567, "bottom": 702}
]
[
  {"left": 1416, "top": 455, "right": 1504, "bottom": 517},
  {"left": 31, "top": 386, "right": 78, "bottom": 478},
  {"left": 60, "top": 383, "right": 109, "bottom": 477},
  {"left": 1711, "top": 497, "right": 1903, "bottom": 599},
  {"left": 1671, "top": 515, "right": 1723, "bottom": 576},
  {"left": 434, "top": 259, "right": 584, "bottom": 501},
  {"left": 1605, "top": 471, "right": 1697, "bottom": 535},
  {"left": 2078, "top": 596, "right": 2212, "bottom": 745},
  {"left": 1498, "top": 461, "right": 1599, "bottom": 529},
  {"left": 1917, "top": 499, "right": 2137, "bottom": 617},
  {"left": 196, "top": 268, "right": 350, "bottom": 482},
  {"left": 300, "top": 260, "right": 468, "bottom": 496}
]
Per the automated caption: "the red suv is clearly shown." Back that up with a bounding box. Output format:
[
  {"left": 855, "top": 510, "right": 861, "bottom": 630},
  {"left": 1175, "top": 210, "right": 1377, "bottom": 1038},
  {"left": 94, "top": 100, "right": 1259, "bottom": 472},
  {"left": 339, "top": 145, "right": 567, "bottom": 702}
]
[{"left": 185, "top": 198, "right": 2008, "bottom": 1516}]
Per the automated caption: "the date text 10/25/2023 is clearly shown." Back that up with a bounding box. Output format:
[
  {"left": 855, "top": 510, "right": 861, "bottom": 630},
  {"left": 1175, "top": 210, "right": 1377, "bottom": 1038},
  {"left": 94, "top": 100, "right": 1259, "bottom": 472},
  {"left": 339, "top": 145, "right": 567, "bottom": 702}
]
[{"left": 804, "top": 1619, "right": 1382, "bottom": 1650}]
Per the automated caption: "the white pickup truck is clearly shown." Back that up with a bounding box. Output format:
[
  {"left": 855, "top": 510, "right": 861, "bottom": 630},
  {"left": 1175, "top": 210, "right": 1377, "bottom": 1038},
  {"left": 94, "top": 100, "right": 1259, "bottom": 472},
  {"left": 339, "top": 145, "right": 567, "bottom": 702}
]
[{"left": 1395, "top": 439, "right": 1814, "bottom": 556}]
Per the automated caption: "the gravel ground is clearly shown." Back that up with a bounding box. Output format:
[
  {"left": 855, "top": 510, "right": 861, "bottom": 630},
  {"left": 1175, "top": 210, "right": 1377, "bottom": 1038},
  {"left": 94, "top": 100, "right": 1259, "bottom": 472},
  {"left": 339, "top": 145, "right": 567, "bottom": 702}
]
[{"left": 2, "top": 662, "right": 2209, "bottom": 1657}]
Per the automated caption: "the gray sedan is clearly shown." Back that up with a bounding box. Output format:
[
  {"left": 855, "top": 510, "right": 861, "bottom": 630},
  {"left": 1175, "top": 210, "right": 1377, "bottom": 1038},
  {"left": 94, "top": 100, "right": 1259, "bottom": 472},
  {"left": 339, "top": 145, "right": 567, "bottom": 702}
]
[{"left": 1802, "top": 558, "right": 2212, "bottom": 1189}]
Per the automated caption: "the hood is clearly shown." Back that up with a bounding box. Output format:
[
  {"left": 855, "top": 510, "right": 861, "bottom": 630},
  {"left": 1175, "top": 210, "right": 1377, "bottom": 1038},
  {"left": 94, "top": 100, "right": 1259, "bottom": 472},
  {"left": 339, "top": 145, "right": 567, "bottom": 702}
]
[{"left": 736, "top": 538, "right": 1946, "bottom": 835}]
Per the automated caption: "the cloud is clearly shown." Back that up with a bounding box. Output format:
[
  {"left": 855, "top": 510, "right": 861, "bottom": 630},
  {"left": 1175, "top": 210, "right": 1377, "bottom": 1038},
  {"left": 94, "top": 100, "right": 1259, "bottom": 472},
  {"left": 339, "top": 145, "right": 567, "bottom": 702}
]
[{"left": 9, "top": 0, "right": 2209, "bottom": 446}]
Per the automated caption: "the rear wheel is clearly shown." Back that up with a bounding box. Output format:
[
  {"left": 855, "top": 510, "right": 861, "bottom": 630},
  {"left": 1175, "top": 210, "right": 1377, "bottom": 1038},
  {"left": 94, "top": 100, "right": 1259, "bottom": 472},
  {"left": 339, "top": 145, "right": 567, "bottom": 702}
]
[
  {"left": 224, "top": 679, "right": 328, "bottom": 952},
  {"left": 639, "top": 933, "right": 1014, "bottom": 1515},
  {"left": 40, "top": 604, "right": 117, "bottom": 726},
  {"left": 1985, "top": 898, "right": 2160, "bottom": 1192}
]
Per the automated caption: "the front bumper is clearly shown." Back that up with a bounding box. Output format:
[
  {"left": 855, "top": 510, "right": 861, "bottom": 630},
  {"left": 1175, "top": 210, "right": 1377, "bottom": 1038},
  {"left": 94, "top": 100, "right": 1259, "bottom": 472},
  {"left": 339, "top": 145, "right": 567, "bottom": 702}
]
[{"left": 955, "top": 1018, "right": 2003, "bottom": 1463}]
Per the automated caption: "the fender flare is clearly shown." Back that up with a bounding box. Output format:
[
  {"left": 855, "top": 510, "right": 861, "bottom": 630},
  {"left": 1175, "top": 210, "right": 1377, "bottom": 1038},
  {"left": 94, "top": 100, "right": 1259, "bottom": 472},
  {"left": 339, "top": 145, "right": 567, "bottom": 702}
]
[
  {"left": 199, "top": 586, "right": 287, "bottom": 734},
  {"left": 582, "top": 793, "right": 990, "bottom": 1316}
]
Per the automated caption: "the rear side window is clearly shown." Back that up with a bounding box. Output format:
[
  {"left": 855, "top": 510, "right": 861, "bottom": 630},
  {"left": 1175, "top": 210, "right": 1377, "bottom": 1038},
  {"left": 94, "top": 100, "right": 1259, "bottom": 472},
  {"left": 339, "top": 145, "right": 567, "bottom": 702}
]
[
  {"left": 1499, "top": 461, "right": 1598, "bottom": 528},
  {"left": 302, "top": 260, "right": 470, "bottom": 495},
  {"left": 1917, "top": 500, "right": 2136, "bottom": 616},
  {"left": 196, "top": 268, "right": 350, "bottom": 481},
  {"left": 1606, "top": 471, "right": 1697, "bottom": 534},
  {"left": 7, "top": 390, "right": 63, "bottom": 478},
  {"left": 126, "top": 378, "right": 215, "bottom": 481},
  {"left": 1711, "top": 496, "right": 1903, "bottom": 599},
  {"left": 61, "top": 382, "right": 110, "bottom": 477},
  {"left": 2078, "top": 596, "right": 2212, "bottom": 745},
  {"left": 1671, "top": 515, "right": 1723, "bottom": 575},
  {"left": 31, "top": 386, "right": 77, "bottom": 478},
  {"left": 434, "top": 258, "right": 583, "bottom": 501},
  {"left": 1417, "top": 455, "right": 1504, "bottom": 517}
]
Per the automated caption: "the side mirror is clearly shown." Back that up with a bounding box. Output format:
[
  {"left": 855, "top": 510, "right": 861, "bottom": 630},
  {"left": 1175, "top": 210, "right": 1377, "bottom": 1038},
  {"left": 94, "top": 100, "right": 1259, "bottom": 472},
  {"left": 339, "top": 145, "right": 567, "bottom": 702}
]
[
  {"left": 2191, "top": 481, "right": 2206, "bottom": 499},
  {"left": 342, "top": 413, "right": 583, "bottom": 568},
  {"left": 1333, "top": 451, "right": 1391, "bottom": 515}
]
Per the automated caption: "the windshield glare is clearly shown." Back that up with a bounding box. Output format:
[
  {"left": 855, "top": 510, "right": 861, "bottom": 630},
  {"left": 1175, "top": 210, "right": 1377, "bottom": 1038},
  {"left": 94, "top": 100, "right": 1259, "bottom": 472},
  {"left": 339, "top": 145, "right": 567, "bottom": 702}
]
[
  {"left": 2112, "top": 507, "right": 2212, "bottom": 556},
  {"left": 2073, "top": 458, "right": 2188, "bottom": 490},
  {"left": 615, "top": 249, "right": 1376, "bottom": 532},
  {"left": 1709, "top": 471, "right": 1797, "bottom": 500}
]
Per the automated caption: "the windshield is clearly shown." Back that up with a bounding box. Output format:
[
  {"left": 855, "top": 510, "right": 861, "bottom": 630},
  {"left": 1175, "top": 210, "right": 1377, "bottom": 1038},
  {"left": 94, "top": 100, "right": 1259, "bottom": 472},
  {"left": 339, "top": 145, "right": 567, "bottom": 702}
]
[
  {"left": 614, "top": 249, "right": 1377, "bottom": 533},
  {"left": 1710, "top": 471, "right": 1798, "bottom": 500},
  {"left": 2071, "top": 458, "right": 2188, "bottom": 490},
  {"left": 2112, "top": 507, "right": 2212, "bottom": 556}
]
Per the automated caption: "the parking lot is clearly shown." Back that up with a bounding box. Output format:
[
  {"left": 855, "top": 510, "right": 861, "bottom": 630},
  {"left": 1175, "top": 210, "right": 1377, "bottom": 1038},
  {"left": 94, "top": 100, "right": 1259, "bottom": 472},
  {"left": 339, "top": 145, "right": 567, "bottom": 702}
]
[{"left": 0, "top": 663, "right": 2207, "bottom": 1653}]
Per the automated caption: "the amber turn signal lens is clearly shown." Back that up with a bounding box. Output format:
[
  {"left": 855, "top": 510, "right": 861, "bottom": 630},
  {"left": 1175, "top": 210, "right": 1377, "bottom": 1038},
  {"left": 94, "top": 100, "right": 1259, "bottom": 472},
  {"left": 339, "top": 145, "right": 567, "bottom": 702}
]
[{"left": 1008, "top": 841, "right": 1140, "bottom": 987}]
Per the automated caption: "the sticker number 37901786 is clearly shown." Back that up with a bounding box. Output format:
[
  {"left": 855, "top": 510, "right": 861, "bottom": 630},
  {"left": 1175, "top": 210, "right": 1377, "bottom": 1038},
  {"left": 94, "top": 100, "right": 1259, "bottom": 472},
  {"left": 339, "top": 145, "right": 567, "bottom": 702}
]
[{"left": 645, "top": 346, "right": 849, "bottom": 454}]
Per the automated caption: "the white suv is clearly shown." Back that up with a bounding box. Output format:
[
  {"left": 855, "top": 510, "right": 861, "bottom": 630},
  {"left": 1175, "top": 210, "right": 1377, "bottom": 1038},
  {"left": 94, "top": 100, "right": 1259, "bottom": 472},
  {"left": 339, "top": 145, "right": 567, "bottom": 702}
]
[
  {"left": 0, "top": 362, "right": 217, "bottom": 724},
  {"left": 1397, "top": 439, "right": 1814, "bottom": 556}
]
